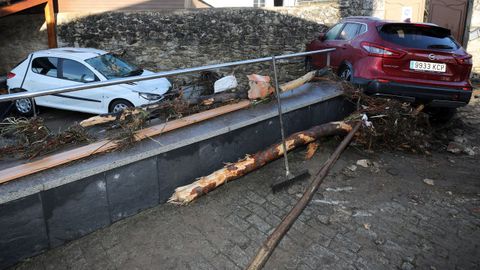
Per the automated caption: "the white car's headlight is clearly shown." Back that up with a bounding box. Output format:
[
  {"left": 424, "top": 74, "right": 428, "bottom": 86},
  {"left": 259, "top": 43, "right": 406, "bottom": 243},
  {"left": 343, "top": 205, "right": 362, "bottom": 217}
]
[{"left": 139, "top": 92, "right": 163, "bottom": 101}]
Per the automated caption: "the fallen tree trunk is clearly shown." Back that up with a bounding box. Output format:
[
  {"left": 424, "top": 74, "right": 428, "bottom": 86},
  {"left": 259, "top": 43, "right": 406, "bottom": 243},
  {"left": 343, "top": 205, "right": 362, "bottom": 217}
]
[
  {"left": 168, "top": 121, "right": 353, "bottom": 204},
  {"left": 246, "top": 121, "right": 362, "bottom": 270}
]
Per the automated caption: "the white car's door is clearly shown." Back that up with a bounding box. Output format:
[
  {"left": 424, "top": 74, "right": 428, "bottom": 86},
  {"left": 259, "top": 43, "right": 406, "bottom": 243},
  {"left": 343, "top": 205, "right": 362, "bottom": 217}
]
[
  {"left": 56, "top": 58, "right": 104, "bottom": 113},
  {"left": 22, "top": 57, "right": 64, "bottom": 107}
]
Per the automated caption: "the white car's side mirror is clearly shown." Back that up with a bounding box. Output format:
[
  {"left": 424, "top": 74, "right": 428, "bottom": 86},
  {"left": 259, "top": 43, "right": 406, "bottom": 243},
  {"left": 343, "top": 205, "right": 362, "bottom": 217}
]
[{"left": 82, "top": 74, "right": 95, "bottom": 83}]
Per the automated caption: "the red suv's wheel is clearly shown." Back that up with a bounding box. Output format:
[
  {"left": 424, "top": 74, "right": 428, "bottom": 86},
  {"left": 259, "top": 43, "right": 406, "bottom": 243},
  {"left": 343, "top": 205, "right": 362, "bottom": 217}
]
[{"left": 339, "top": 66, "right": 353, "bottom": 82}]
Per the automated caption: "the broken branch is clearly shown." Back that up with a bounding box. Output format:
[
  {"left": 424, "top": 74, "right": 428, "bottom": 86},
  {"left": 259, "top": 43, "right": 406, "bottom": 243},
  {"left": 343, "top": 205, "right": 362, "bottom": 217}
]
[
  {"left": 304, "top": 141, "right": 319, "bottom": 160},
  {"left": 279, "top": 70, "right": 316, "bottom": 92}
]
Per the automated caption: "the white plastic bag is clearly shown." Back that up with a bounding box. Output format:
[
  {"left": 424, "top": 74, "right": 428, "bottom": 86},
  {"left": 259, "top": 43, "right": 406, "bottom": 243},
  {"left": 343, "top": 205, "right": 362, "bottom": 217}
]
[{"left": 214, "top": 75, "right": 238, "bottom": 93}]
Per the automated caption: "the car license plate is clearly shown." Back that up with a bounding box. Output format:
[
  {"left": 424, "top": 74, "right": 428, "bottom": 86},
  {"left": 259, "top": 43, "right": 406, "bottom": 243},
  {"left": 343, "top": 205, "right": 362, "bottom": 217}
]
[{"left": 410, "top": 61, "right": 446, "bottom": 73}]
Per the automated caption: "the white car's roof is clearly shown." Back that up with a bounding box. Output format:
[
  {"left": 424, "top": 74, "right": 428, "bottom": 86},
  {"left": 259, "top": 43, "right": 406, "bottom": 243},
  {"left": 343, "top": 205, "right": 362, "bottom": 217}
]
[{"left": 32, "top": 47, "right": 108, "bottom": 61}]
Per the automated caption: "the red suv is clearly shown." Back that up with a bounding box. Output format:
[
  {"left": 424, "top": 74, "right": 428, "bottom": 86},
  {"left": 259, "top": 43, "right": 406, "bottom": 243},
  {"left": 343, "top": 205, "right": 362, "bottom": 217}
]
[{"left": 306, "top": 17, "right": 473, "bottom": 115}]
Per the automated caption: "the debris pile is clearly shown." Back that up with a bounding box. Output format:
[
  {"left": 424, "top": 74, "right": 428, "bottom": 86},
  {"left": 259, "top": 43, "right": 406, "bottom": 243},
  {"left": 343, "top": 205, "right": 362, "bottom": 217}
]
[
  {"left": 0, "top": 117, "right": 90, "bottom": 159},
  {"left": 341, "top": 82, "right": 433, "bottom": 153}
]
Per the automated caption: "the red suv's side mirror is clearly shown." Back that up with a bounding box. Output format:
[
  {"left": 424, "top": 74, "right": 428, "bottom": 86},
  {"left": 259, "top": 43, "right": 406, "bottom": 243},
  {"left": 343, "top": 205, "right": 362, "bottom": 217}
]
[{"left": 318, "top": 33, "right": 326, "bottom": 41}]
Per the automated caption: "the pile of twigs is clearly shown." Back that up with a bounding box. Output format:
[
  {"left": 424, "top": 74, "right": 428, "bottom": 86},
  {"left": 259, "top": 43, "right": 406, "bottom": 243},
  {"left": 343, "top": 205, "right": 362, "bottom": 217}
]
[
  {"left": 341, "top": 82, "right": 432, "bottom": 153},
  {"left": 0, "top": 117, "right": 90, "bottom": 159}
]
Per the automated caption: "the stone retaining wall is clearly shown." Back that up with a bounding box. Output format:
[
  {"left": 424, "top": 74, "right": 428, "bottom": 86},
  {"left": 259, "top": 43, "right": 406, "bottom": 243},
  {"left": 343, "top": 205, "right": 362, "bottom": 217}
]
[
  {"left": 0, "top": 5, "right": 343, "bottom": 81},
  {"left": 56, "top": 6, "right": 342, "bottom": 84}
]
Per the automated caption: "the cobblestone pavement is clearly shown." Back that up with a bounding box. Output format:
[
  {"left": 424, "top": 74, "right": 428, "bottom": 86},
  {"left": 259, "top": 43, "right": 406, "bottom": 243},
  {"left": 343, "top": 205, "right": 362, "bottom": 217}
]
[{"left": 13, "top": 92, "right": 480, "bottom": 270}]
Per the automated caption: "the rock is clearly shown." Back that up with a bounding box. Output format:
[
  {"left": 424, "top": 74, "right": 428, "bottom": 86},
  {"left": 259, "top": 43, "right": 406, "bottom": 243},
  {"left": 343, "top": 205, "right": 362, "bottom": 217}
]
[
  {"left": 446, "top": 191, "right": 453, "bottom": 196},
  {"left": 317, "top": 214, "right": 330, "bottom": 225},
  {"left": 464, "top": 147, "right": 476, "bottom": 156},
  {"left": 374, "top": 237, "right": 385, "bottom": 245},
  {"left": 386, "top": 168, "right": 399, "bottom": 176},
  {"left": 363, "top": 223, "right": 371, "bottom": 230},
  {"left": 347, "top": 165, "right": 357, "bottom": 171},
  {"left": 326, "top": 186, "right": 353, "bottom": 192},
  {"left": 451, "top": 128, "right": 463, "bottom": 136},
  {"left": 371, "top": 161, "right": 381, "bottom": 173},
  {"left": 401, "top": 261, "right": 415, "bottom": 270},
  {"left": 353, "top": 210, "right": 373, "bottom": 217},
  {"left": 447, "top": 142, "right": 464, "bottom": 154},
  {"left": 453, "top": 136, "right": 468, "bottom": 144},
  {"left": 356, "top": 159, "right": 371, "bottom": 168},
  {"left": 423, "top": 178, "right": 435, "bottom": 186}
]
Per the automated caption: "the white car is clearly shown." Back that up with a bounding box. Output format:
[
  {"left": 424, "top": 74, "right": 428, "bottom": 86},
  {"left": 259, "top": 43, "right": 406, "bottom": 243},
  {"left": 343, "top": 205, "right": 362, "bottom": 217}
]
[{"left": 6, "top": 48, "right": 172, "bottom": 115}]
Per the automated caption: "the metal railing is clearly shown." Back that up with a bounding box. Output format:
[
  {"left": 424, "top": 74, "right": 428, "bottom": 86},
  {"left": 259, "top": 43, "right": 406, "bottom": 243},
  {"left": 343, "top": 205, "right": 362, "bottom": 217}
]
[{"left": 0, "top": 48, "right": 334, "bottom": 103}]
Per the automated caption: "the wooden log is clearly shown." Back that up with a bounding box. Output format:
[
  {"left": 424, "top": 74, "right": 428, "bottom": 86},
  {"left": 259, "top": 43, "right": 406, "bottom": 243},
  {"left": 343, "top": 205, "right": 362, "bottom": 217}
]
[
  {"left": 195, "top": 92, "right": 247, "bottom": 106},
  {"left": 168, "top": 121, "right": 353, "bottom": 205},
  {"left": 246, "top": 121, "right": 361, "bottom": 270},
  {"left": 279, "top": 71, "right": 316, "bottom": 92},
  {"left": 0, "top": 101, "right": 251, "bottom": 185}
]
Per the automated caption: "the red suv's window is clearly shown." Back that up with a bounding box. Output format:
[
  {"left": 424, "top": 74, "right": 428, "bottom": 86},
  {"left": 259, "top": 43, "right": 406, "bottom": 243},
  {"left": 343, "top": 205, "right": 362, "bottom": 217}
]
[
  {"left": 325, "top": 23, "right": 344, "bottom": 40},
  {"left": 339, "top": 23, "right": 361, "bottom": 40},
  {"left": 379, "top": 24, "right": 459, "bottom": 50}
]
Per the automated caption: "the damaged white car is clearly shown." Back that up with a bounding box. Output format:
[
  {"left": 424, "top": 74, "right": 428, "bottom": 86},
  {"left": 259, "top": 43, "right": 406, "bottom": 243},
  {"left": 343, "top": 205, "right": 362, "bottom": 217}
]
[{"left": 6, "top": 48, "right": 172, "bottom": 115}]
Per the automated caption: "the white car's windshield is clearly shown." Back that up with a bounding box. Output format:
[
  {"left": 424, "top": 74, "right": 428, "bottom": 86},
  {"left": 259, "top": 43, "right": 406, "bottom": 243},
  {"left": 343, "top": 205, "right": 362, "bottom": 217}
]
[{"left": 85, "top": 53, "right": 143, "bottom": 79}]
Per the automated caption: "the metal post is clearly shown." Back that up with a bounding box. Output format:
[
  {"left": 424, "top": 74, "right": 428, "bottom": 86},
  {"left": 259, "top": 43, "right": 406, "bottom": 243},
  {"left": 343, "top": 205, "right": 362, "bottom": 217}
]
[
  {"left": 271, "top": 55, "right": 291, "bottom": 177},
  {"left": 326, "top": 52, "right": 331, "bottom": 67}
]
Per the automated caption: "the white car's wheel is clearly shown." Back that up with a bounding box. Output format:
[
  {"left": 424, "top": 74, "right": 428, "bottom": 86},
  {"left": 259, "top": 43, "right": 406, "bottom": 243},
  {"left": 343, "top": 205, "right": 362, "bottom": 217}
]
[
  {"left": 14, "top": 98, "right": 36, "bottom": 116},
  {"left": 109, "top": 99, "right": 133, "bottom": 113},
  {"left": 10, "top": 89, "right": 35, "bottom": 116}
]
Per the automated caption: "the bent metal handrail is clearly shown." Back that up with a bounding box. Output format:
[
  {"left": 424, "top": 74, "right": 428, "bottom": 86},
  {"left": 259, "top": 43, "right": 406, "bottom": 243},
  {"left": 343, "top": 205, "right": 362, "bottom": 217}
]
[{"left": 0, "top": 48, "right": 335, "bottom": 103}]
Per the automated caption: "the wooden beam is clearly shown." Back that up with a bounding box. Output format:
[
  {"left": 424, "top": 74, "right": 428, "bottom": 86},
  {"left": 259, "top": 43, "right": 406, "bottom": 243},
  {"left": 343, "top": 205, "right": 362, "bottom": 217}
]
[
  {"left": 44, "top": 0, "right": 57, "bottom": 48},
  {"left": 0, "top": 0, "right": 47, "bottom": 17},
  {"left": 0, "top": 100, "right": 251, "bottom": 185}
]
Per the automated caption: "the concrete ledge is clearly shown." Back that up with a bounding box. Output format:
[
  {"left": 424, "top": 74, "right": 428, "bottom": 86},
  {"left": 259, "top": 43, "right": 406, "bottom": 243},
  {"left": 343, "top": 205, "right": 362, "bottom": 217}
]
[
  {"left": 0, "top": 82, "right": 343, "bottom": 204},
  {"left": 0, "top": 81, "right": 352, "bottom": 269}
]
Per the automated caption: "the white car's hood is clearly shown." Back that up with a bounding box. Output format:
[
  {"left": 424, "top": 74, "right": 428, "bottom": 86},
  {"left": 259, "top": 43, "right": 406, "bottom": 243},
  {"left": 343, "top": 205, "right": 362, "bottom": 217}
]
[{"left": 121, "top": 70, "right": 171, "bottom": 95}]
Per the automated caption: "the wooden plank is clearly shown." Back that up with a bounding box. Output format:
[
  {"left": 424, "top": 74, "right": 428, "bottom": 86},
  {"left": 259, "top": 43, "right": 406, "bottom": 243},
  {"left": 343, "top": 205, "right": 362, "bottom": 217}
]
[
  {"left": 44, "top": 0, "right": 57, "bottom": 48},
  {"left": 133, "top": 100, "right": 251, "bottom": 141},
  {"left": 0, "top": 140, "right": 118, "bottom": 185},
  {"left": 0, "top": 0, "right": 47, "bottom": 17},
  {"left": 0, "top": 101, "right": 251, "bottom": 185}
]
